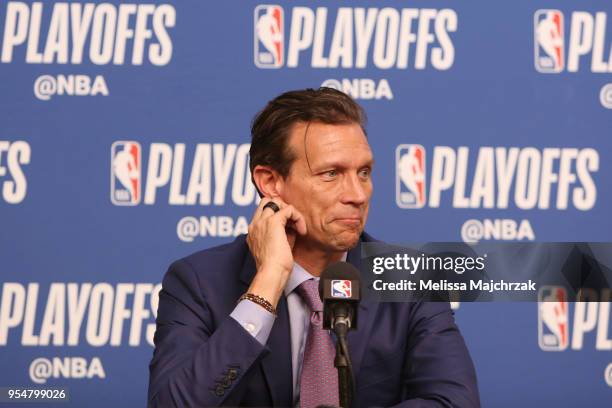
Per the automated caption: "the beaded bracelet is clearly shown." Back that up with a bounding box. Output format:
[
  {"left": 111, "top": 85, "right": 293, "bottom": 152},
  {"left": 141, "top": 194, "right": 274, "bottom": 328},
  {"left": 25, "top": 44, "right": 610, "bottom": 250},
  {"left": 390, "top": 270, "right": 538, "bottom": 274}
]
[{"left": 238, "top": 293, "right": 277, "bottom": 316}]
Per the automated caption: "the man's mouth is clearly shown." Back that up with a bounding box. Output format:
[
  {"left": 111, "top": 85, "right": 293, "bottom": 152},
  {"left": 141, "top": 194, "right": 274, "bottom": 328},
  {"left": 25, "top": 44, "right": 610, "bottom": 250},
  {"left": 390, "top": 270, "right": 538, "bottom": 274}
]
[{"left": 334, "top": 217, "right": 361, "bottom": 226}]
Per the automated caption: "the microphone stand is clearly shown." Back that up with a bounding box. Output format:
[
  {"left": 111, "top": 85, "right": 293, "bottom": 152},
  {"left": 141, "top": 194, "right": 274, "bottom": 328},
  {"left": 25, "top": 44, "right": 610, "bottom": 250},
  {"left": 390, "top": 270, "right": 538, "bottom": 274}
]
[{"left": 332, "top": 305, "right": 354, "bottom": 408}]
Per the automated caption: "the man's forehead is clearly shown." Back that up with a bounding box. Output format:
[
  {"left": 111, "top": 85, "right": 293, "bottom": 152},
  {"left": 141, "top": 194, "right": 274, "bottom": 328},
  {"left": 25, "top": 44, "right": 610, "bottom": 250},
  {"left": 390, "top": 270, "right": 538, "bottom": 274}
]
[
  {"left": 286, "top": 122, "right": 372, "bottom": 173},
  {"left": 289, "top": 121, "right": 370, "bottom": 152}
]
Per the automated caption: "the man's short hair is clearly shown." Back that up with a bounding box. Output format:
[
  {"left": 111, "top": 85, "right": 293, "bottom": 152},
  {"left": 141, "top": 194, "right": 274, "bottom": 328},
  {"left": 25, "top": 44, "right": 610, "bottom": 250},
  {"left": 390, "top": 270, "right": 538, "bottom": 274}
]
[{"left": 249, "top": 87, "right": 367, "bottom": 196}]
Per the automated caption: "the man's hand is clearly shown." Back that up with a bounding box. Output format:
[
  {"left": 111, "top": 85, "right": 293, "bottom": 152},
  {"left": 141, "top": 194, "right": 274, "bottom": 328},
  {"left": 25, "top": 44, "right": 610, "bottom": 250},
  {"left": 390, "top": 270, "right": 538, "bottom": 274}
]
[{"left": 246, "top": 197, "right": 307, "bottom": 308}]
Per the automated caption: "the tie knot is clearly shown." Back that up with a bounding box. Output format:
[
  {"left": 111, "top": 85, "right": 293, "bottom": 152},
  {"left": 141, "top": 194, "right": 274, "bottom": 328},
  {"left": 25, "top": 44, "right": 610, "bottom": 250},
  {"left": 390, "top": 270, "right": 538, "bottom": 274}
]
[{"left": 295, "top": 279, "right": 322, "bottom": 312}]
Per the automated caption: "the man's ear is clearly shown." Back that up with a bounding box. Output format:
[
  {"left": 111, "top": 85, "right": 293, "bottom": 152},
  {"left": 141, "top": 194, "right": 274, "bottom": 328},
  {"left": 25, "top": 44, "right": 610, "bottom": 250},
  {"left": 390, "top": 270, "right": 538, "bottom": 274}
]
[{"left": 252, "top": 165, "right": 283, "bottom": 198}]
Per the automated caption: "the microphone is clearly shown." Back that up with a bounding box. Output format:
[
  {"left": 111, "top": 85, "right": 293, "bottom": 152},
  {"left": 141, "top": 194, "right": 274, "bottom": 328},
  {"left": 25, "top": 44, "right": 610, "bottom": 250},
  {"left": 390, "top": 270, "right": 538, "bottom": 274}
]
[
  {"left": 318, "top": 261, "right": 361, "bottom": 408},
  {"left": 318, "top": 261, "right": 361, "bottom": 332}
]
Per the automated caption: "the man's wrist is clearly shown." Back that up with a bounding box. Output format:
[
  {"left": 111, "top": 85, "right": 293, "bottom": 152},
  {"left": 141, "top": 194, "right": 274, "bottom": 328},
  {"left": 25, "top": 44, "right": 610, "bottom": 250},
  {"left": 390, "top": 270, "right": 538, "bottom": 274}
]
[
  {"left": 247, "top": 267, "right": 288, "bottom": 308},
  {"left": 238, "top": 293, "right": 277, "bottom": 315}
]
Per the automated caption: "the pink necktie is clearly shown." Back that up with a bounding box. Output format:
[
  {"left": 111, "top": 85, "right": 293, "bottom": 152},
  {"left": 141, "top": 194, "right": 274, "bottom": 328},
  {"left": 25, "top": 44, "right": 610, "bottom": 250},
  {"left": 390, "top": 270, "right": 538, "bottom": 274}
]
[{"left": 296, "top": 279, "right": 339, "bottom": 408}]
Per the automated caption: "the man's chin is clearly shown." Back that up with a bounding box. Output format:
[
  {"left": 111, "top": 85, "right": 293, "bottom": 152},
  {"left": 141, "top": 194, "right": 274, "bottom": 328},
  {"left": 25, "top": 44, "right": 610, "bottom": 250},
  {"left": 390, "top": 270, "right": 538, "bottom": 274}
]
[{"left": 331, "top": 229, "right": 362, "bottom": 251}]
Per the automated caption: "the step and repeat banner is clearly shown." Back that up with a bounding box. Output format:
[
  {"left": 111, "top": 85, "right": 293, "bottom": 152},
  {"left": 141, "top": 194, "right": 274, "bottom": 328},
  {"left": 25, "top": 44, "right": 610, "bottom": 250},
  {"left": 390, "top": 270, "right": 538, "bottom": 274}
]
[{"left": 0, "top": 1, "right": 610, "bottom": 406}]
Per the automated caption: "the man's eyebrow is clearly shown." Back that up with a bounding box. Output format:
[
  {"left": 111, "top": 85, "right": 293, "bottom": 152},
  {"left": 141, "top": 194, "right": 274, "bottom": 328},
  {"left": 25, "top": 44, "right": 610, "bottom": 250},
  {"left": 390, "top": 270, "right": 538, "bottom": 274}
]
[{"left": 310, "top": 158, "right": 375, "bottom": 171}]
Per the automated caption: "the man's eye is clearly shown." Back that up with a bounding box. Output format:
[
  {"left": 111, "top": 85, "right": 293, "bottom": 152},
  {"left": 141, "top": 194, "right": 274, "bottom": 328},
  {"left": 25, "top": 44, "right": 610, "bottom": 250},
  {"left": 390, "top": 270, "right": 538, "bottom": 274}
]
[
  {"left": 325, "top": 170, "right": 338, "bottom": 177},
  {"left": 359, "top": 168, "right": 371, "bottom": 178}
]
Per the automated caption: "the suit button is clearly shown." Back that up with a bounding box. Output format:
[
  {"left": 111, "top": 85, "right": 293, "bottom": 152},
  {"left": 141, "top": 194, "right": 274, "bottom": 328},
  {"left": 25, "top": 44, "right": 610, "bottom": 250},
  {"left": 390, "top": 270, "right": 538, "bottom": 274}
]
[
  {"left": 227, "top": 368, "right": 238, "bottom": 380},
  {"left": 221, "top": 377, "right": 232, "bottom": 388},
  {"left": 214, "top": 385, "right": 224, "bottom": 397}
]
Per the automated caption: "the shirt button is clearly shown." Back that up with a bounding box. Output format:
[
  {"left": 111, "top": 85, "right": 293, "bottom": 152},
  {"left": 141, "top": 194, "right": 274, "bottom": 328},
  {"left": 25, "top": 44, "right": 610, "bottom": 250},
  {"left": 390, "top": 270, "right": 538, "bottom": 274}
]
[{"left": 245, "top": 323, "right": 256, "bottom": 333}]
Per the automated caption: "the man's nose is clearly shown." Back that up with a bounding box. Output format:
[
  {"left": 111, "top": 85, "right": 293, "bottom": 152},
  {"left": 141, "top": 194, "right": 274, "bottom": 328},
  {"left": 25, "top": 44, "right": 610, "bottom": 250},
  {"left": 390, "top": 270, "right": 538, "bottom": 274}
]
[{"left": 341, "top": 173, "right": 369, "bottom": 205}]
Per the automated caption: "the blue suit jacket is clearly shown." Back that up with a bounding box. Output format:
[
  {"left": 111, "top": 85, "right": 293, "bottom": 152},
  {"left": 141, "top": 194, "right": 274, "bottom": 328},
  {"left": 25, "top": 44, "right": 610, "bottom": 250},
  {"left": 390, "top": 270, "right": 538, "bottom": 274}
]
[{"left": 148, "top": 233, "right": 480, "bottom": 407}]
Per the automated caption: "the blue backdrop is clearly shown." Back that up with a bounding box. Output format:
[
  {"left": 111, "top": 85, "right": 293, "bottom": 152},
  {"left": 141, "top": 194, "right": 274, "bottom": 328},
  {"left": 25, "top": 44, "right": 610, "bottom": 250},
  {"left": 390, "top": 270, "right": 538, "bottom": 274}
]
[{"left": 0, "top": 1, "right": 610, "bottom": 406}]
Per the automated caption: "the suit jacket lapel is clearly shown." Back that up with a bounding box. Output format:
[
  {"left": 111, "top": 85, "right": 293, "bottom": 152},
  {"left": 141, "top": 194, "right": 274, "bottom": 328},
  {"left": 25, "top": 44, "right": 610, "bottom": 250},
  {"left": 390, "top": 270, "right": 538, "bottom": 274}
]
[
  {"left": 260, "top": 296, "right": 293, "bottom": 405},
  {"left": 239, "top": 246, "right": 293, "bottom": 406},
  {"left": 346, "top": 235, "right": 379, "bottom": 382}
]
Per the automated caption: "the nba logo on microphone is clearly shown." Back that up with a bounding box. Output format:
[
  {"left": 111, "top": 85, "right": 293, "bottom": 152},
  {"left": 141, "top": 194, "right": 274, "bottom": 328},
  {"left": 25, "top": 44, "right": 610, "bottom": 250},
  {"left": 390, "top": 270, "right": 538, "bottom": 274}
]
[
  {"left": 254, "top": 5, "right": 284, "bottom": 68},
  {"left": 111, "top": 141, "right": 141, "bottom": 206},
  {"left": 331, "top": 280, "right": 352, "bottom": 298},
  {"left": 538, "top": 286, "right": 569, "bottom": 351},
  {"left": 396, "top": 144, "right": 426, "bottom": 208},
  {"left": 534, "top": 10, "right": 564, "bottom": 73}
]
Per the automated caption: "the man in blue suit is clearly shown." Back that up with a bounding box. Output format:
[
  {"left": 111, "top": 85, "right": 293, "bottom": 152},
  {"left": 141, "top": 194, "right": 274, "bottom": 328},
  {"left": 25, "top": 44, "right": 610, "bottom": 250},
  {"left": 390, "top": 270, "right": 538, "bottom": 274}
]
[{"left": 148, "top": 88, "right": 480, "bottom": 407}]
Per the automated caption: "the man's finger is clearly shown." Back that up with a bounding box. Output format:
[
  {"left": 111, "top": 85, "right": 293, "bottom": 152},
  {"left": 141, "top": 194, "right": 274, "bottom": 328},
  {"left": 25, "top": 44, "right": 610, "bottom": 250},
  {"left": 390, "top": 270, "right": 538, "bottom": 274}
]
[
  {"left": 262, "top": 201, "right": 281, "bottom": 216},
  {"left": 260, "top": 197, "right": 290, "bottom": 219},
  {"left": 253, "top": 197, "right": 277, "bottom": 220},
  {"left": 274, "top": 205, "right": 307, "bottom": 236}
]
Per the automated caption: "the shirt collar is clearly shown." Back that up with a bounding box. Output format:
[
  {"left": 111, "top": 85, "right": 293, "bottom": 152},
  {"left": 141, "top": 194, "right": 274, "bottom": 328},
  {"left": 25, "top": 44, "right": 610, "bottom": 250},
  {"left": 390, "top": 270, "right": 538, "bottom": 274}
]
[{"left": 284, "top": 252, "right": 348, "bottom": 296}]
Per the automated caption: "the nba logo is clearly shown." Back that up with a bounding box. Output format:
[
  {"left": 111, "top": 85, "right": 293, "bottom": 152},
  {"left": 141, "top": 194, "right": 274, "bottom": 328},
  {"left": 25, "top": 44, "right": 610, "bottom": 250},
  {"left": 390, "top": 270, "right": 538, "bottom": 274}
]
[
  {"left": 254, "top": 5, "right": 284, "bottom": 68},
  {"left": 111, "top": 141, "right": 141, "bottom": 206},
  {"left": 331, "top": 280, "right": 352, "bottom": 298},
  {"left": 396, "top": 144, "right": 426, "bottom": 208},
  {"left": 534, "top": 10, "right": 564, "bottom": 73},
  {"left": 538, "top": 286, "right": 569, "bottom": 351}
]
